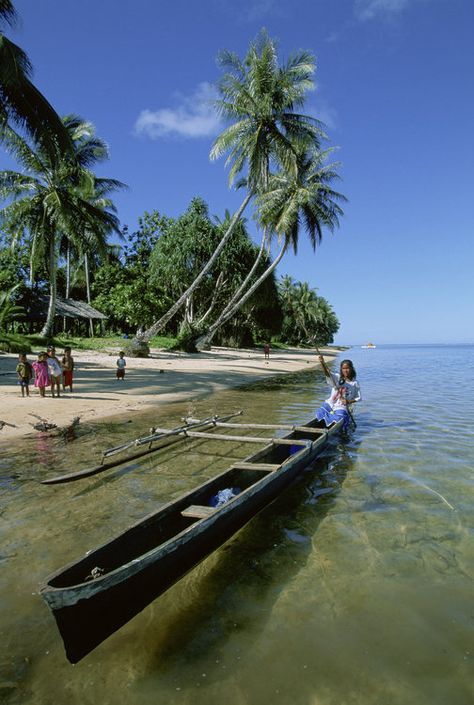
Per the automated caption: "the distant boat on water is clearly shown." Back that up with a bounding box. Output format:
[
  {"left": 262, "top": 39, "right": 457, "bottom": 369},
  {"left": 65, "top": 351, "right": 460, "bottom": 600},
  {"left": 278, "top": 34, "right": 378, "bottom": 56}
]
[{"left": 361, "top": 342, "right": 376, "bottom": 348}]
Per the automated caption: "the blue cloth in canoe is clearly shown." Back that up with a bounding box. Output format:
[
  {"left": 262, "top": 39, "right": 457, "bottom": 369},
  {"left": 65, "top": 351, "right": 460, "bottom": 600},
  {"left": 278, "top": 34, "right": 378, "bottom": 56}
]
[{"left": 209, "top": 487, "right": 241, "bottom": 508}]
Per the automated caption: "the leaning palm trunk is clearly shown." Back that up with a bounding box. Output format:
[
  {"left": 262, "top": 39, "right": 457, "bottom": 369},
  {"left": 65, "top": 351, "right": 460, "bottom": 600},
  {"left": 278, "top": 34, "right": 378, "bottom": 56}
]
[
  {"left": 40, "top": 237, "right": 57, "bottom": 338},
  {"left": 197, "top": 240, "right": 287, "bottom": 349},
  {"left": 216, "top": 227, "right": 269, "bottom": 324},
  {"left": 141, "top": 192, "right": 252, "bottom": 342},
  {"left": 197, "top": 271, "right": 225, "bottom": 326}
]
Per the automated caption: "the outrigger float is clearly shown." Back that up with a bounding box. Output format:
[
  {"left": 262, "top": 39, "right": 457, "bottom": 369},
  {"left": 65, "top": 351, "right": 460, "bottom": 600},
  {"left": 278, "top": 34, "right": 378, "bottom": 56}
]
[{"left": 40, "top": 411, "right": 344, "bottom": 663}]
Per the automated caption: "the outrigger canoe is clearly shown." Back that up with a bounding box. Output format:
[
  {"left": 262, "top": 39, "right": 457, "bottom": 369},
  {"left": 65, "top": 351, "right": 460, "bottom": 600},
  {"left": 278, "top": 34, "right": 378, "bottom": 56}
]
[{"left": 41, "top": 414, "right": 344, "bottom": 663}]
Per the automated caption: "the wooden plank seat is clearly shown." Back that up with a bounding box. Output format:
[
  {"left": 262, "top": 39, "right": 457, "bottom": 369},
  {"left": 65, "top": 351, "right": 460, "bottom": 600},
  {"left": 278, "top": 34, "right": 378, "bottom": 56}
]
[
  {"left": 271, "top": 438, "right": 310, "bottom": 446},
  {"left": 231, "top": 462, "right": 281, "bottom": 471},
  {"left": 181, "top": 505, "right": 216, "bottom": 519}
]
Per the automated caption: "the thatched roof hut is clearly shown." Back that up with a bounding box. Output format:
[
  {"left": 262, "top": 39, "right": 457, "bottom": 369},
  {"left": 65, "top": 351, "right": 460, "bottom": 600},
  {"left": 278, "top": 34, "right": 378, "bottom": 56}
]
[{"left": 27, "top": 295, "right": 107, "bottom": 321}]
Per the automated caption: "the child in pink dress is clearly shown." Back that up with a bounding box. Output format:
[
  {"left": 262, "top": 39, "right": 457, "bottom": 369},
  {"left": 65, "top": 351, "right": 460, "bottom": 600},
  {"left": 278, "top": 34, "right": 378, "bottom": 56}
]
[{"left": 32, "top": 352, "right": 50, "bottom": 397}]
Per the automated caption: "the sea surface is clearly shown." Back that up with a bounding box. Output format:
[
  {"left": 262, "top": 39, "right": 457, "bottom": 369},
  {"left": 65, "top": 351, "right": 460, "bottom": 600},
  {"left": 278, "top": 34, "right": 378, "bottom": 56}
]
[{"left": 0, "top": 344, "right": 473, "bottom": 705}]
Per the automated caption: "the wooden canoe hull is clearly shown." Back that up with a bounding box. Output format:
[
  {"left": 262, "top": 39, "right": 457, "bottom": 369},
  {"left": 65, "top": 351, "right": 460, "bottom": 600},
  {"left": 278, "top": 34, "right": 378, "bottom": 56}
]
[{"left": 41, "top": 418, "right": 342, "bottom": 663}]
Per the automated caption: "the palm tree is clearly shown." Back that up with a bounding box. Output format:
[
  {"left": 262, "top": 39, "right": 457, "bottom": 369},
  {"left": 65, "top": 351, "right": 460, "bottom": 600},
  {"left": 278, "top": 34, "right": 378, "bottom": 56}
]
[
  {"left": 197, "top": 147, "right": 345, "bottom": 347},
  {"left": 278, "top": 274, "right": 296, "bottom": 309},
  {"left": 291, "top": 282, "right": 320, "bottom": 342},
  {"left": 72, "top": 184, "right": 123, "bottom": 336},
  {"left": 0, "top": 282, "right": 24, "bottom": 330},
  {"left": 0, "top": 1, "right": 73, "bottom": 161},
  {"left": 0, "top": 117, "right": 122, "bottom": 337},
  {"left": 141, "top": 30, "right": 321, "bottom": 342},
  {"left": 278, "top": 278, "right": 339, "bottom": 344}
]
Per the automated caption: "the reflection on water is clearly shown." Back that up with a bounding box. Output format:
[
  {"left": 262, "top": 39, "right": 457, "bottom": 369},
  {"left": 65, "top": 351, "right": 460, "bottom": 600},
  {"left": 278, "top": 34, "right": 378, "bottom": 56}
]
[{"left": 1, "top": 347, "right": 473, "bottom": 705}]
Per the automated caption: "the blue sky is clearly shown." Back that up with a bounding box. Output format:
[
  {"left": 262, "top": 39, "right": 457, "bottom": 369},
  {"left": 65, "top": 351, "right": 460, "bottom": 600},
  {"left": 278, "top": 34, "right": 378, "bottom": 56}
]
[{"left": 5, "top": 0, "right": 474, "bottom": 344}]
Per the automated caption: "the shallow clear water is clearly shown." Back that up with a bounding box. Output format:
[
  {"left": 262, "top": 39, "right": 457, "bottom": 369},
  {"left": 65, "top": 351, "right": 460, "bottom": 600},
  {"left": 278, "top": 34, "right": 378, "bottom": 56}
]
[{"left": 1, "top": 345, "right": 473, "bottom": 705}]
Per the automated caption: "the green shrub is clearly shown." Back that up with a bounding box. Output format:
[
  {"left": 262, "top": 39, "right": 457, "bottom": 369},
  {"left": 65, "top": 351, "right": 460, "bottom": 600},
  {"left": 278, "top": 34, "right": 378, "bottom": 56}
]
[
  {"left": 122, "top": 339, "right": 150, "bottom": 358},
  {"left": 172, "top": 322, "right": 205, "bottom": 353},
  {"left": 0, "top": 334, "right": 32, "bottom": 354}
]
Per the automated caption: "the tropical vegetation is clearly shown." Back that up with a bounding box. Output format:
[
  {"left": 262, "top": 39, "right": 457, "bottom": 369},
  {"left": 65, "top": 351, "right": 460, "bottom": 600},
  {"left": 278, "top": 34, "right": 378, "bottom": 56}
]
[
  {"left": 0, "top": 8, "right": 344, "bottom": 353},
  {"left": 140, "top": 30, "right": 343, "bottom": 347},
  {"left": 0, "top": 116, "right": 123, "bottom": 337}
]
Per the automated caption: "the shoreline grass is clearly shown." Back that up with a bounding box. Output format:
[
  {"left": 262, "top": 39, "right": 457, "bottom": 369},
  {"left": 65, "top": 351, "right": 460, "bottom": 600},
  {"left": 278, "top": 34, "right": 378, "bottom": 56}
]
[{"left": 0, "top": 333, "right": 178, "bottom": 354}]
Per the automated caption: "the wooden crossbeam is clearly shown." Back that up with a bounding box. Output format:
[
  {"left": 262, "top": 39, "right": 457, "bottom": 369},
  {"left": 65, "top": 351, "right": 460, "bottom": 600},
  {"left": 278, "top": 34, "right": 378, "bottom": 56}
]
[
  {"left": 211, "top": 421, "right": 297, "bottom": 430},
  {"left": 183, "top": 431, "right": 271, "bottom": 443},
  {"left": 182, "top": 431, "right": 312, "bottom": 446},
  {"left": 294, "top": 426, "right": 326, "bottom": 434},
  {"left": 187, "top": 419, "right": 325, "bottom": 434}
]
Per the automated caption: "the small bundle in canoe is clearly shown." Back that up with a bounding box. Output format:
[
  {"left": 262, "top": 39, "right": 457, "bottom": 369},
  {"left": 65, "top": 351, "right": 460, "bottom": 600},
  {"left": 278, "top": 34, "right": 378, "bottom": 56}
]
[{"left": 40, "top": 414, "right": 344, "bottom": 663}]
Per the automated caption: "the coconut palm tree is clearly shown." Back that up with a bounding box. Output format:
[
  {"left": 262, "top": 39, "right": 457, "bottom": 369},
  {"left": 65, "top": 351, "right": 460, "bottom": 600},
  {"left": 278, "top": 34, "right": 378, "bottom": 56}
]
[
  {"left": 141, "top": 30, "right": 322, "bottom": 342},
  {"left": 291, "top": 282, "right": 320, "bottom": 342},
  {"left": 278, "top": 277, "right": 339, "bottom": 344},
  {"left": 0, "top": 1, "right": 73, "bottom": 161},
  {"left": 0, "top": 117, "right": 122, "bottom": 337},
  {"left": 0, "top": 282, "right": 24, "bottom": 330},
  {"left": 197, "top": 147, "right": 345, "bottom": 347}
]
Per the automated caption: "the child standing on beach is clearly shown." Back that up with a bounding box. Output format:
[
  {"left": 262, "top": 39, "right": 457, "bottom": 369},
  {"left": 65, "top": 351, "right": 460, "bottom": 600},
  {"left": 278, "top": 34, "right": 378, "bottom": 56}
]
[
  {"left": 32, "top": 352, "right": 50, "bottom": 397},
  {"left": 46, "top": 346, "right": 62, "bottom": 397},
  {"left": 116, "top": 351, "right": 126, "bottom": 380},
  {"left": 61, "top": 346, "right": 74, "bottom": 392},
  {"left": 16, "top": 353, "right": 33, "bottom": 397},
  {"left": 263, "top": 342, "right": 270, "bottom": 361}
]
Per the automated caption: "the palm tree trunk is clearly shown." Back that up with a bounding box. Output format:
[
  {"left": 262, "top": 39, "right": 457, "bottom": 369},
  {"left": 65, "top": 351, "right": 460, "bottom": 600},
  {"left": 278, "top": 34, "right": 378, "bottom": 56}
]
[
  {"left": 197, "top": 240, "right": 287, "bottom": 349},
  {"left": 197, "top": 271, "right": 225, "bottom": 325},
  {"left": 84, "top": 252, "right": 94, "bottom": 337},
  {"left": 29, "top": 234, "right": 38, "bottom": 287},
  {"left": 216, "top": 227, "right": 268, "bottom": 323},
  {"left": 141, "top": 192, "right": 253, "bottom": 342},
  {"left": 40, "top": 236, "right": 57, "bottom": 338},
  {"left": 63, "top": 243, "right": 70, "bottom": 332}
]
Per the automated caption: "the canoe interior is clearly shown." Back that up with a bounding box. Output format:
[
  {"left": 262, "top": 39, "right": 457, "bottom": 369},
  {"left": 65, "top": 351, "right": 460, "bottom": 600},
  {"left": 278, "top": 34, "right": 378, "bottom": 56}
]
[
  {"left": 47, "top": 426, "right": 320, "bottom": 589},
  {"left": 41, "top": 418, "right": 339, "bottom": 662}
]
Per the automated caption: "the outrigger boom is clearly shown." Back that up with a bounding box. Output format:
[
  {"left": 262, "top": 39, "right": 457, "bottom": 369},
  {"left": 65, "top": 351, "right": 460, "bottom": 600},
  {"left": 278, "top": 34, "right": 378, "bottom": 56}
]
[{"left": 41, "top": 411, "right": 243, "bottom": 485}]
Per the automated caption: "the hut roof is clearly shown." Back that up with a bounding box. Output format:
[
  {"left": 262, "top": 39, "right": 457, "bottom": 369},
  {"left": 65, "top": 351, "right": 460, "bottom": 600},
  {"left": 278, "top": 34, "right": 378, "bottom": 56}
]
[{"left": 28, "top": 295, "right": 107, "bottom": 320}]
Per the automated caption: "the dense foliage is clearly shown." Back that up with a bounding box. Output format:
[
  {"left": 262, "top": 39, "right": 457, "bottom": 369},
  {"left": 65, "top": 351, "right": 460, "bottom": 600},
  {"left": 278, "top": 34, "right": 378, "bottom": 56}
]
[
  {"left": 89, "top": 198, "right": 283, "bottom": 347},
  {"left": 91, "top": 212, "right": 171, "bottom": 331},
  {"left": 278, "top": 276, "right": 339, "bottom": 345}
]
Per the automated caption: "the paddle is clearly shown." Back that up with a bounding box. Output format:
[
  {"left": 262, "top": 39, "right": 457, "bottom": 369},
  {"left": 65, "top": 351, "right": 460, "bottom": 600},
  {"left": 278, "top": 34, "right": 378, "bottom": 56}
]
[{"left": 315, "top": 347, "right": 357, "bottom": 430}]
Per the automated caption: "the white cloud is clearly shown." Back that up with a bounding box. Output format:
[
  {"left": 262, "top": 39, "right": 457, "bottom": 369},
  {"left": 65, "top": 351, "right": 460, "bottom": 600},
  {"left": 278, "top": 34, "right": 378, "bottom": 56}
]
[
  {"left": 354, "top": 0, "right": 411, "bottom": 21},
  {"left": 312, "top": 100, "right": 338, "bottom": 132},
  {"left": 308, "top": 83, "right": 338, "bottom": 132},
  {"left": 134, "top": 82, "right": 221, "bottom": 140},
  {"left": 213, "top": 0, "right": 286, "bottom": 24},
  {"left": 245, "top": 0, "right": 282, "bottom": 22}
]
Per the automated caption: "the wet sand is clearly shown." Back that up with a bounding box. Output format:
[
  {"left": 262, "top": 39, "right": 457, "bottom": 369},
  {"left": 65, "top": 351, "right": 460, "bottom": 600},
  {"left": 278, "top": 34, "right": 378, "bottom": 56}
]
[{"left": 0, "top": 345, "right": 341, "bottom": 440}]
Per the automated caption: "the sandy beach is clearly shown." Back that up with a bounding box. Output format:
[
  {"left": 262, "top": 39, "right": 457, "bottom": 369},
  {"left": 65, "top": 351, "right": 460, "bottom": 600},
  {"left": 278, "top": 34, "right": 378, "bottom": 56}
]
[{"left": 0, "top": 345, "right": 342, "bottom": 440}]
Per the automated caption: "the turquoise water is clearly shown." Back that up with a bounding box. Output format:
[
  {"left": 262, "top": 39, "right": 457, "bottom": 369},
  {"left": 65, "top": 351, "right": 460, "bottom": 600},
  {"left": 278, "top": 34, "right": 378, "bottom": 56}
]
[{"left": 0, "top": 345, "right": 473, "bottom": 705}]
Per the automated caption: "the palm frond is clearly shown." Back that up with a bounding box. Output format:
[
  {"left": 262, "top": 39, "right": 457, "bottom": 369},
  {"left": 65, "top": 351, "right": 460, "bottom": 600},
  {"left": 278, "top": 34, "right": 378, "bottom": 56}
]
[
  {"left": 0, "top": 1, "right": 17, "bottom": 28},
  {"left": 0, "top": 36, "right": 73, "bottom": 162}
]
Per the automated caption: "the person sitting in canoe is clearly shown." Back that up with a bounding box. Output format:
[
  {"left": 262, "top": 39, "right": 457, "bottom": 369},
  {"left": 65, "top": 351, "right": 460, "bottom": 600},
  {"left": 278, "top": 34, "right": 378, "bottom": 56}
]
[{"left": 316, "top": 355, "right": 361, "bottom": 430}]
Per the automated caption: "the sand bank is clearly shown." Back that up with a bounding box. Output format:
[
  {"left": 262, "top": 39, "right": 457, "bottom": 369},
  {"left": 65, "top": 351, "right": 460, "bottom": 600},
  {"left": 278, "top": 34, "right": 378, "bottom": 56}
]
[{"left": 0, "top": 345, "right": 344, "bottom": 440}]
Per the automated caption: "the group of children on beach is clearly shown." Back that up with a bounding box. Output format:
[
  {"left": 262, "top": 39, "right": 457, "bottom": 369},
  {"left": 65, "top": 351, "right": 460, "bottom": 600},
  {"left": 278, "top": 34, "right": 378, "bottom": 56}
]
[
  {"left": 16, "top": 348, "right": 128, "bottom": 398},
  {"left": 16, "top": 346, "right": 74, "bottom": 398}
]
